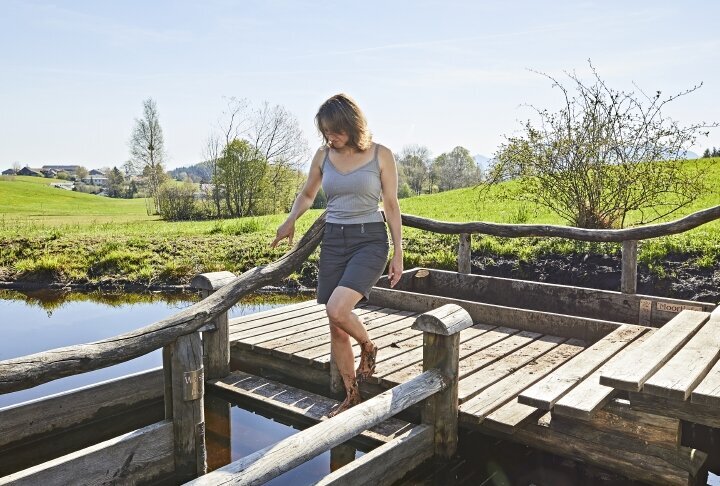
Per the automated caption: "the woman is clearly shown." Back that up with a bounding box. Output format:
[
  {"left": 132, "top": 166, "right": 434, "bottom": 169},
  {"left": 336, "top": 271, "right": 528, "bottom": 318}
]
[{"left": 271, "top": 93, "right": 403, "bottom": 416}]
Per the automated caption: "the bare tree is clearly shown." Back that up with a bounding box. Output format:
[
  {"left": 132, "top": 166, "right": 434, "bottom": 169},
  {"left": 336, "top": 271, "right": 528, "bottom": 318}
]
[
  {"left": 129, "top": 98, "right": 167, "bottom": 212},
  {"left": 202, "top": 134, "right": 223, "bottom": 217},
  {"left": 486, "top": 61, "right": 717, "bottom": 228},
  {"left": 11, "top": 161, "right": 21, "bottom": 173}
]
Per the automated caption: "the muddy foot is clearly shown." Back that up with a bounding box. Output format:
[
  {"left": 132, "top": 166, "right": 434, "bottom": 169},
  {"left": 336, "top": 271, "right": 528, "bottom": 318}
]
[
  {"left": 356, "top": 341, "right": 378, "bottom": 383},
  {"left": 328, "top": 390, "right": 362, "bottom": 417}
]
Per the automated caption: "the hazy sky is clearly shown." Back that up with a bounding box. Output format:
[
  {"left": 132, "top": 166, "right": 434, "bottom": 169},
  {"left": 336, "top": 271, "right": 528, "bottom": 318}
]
[{"left": 1, "top": 0, "right": 719, "bottom": 170}]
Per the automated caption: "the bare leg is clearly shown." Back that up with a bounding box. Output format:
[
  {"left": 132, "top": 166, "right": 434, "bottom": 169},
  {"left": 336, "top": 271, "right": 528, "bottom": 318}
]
[{"left": 325, "top": 286, "right": 377, "bottom": 416}]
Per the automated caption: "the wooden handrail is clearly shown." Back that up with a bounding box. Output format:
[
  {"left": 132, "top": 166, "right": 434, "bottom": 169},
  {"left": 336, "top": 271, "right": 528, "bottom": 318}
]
[
  {"left": 0, "top": 214, "right": 326, "bottom": 395},
  {"left": 400, "top": 204, "right": 720, "bottom": 242}
]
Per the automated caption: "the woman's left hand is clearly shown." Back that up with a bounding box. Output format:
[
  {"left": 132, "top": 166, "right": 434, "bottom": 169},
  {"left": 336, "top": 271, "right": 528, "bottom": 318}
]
[{"left": 388, "top": 252, "right": 404, "bottom": 288}]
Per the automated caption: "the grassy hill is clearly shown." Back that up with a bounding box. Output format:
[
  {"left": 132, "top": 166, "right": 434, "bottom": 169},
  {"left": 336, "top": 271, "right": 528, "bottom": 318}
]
[
  {"left": 1, "top": 161, "right": 719, "bottom": 288},
  {"left": 0, "top": 175, "right": 156, "bottom": 224}
]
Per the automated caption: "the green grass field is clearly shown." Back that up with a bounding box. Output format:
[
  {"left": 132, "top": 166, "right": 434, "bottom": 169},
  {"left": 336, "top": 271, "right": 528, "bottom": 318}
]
[{"left": 1, "top": 161, "right": 719, "bottom": 286}]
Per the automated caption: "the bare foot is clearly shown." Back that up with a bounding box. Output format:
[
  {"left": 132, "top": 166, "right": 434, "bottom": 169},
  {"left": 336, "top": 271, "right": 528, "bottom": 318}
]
[
  {"left": 328, "top": 381, "right": 361, "bottom": 417},
  {"left": 356, "top": 341, "right": 378, "bottom": 383}
]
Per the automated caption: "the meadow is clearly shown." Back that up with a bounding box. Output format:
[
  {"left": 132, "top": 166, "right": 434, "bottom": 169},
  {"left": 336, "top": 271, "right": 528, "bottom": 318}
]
[{"left": 1, "top": 161, "right": 719, "bottom": 287}]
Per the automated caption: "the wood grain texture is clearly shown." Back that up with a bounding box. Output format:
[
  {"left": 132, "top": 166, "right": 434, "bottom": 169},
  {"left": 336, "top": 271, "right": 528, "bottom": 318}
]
[
  {"left": 691, "top": 354, "right": 720, "bottom": 408},
  {"left": 643, "top": 316, "right": 720, "bottom": 400},
  {"left": 599, "top": 311, "right": 710, "bottom": 392},
  {"left": 458, "top": 233, "right": 471, "bottom": 274},
  {"left": 314, "top": 425, "right": 433, "bottom": 486},
  {"left": 629, "top": 392, "right": 720, "bottom": 429},
  {"left": 519, "top": 325, "right": 645, "bottom": 410},
  {"left": 411, "top": 304, "right": 473, "bottom": 335},
  {"left": 620, "top": 240, "right": 638, "bottom": 294},
  {"left": 0, "top": 420, "right": 174, "bottom": 486},
  {"left": 189, "top": 370, "right": 445, "bottom": 486}
]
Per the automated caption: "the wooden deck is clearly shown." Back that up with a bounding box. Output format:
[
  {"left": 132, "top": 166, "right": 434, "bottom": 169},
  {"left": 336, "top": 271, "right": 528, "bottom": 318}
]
[{"left": 223, "top": 298, "right": 715, "bottom": 485}]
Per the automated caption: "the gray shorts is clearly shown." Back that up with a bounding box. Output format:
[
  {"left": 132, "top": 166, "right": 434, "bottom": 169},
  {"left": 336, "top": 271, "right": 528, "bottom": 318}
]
[{"left": 316, "top": 222, "right": 390, "bottom": 304}]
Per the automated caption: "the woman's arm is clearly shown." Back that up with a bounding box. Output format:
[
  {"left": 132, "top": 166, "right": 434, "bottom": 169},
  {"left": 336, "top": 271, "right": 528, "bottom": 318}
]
[
  {"left": 378, "top": 145, "right": 404, "bottom": 287},
  {"left": 271, "top": 148, "right": 325, "bottom": 248}
]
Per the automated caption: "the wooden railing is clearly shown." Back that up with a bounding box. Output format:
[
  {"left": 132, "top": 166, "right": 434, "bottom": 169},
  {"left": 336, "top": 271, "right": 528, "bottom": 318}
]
[{"left": 1, "top": 204, "right": 719, "bottom": 484}]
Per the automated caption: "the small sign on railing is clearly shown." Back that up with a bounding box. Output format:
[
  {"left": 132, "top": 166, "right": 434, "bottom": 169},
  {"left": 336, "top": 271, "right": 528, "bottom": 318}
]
[{"left": 183, "top": 369, "right": 204, "bottom": 401}]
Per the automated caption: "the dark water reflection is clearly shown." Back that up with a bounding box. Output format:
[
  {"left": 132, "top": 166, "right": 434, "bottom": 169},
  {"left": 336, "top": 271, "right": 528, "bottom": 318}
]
[{"left": 0, "top": 289, "right": 309, "bottom": 408}]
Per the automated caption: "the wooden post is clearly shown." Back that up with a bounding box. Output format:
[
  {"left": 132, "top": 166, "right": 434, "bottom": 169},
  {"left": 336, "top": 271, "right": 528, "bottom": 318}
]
[
  {"left": 412, "top": 303, "right": 473, "bottom": 458},
  {"left": 190, "top": 271, "right": 236, "bottom": 380},
  {"left": 163, "top": 346, "right": 173, "bottom": 419},
  {"left": 170, "top": 332, "right": 207, "bottom": 480},
  {"left": 458, "top": 233, "right": 471, "bottom": 274},
  {"left": 621, "top": 240, "right": 638, "bottom": 294}
]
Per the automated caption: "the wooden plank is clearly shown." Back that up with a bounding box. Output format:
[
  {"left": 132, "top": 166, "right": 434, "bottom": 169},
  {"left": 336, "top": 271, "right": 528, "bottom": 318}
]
[
  {"left": 519, "top": 325, "right": 646, "bottom": 409},
  {"left": 228, "top": 300, "right": 321, "bottom": 326},
  {"left": 314, "top": 425, "right": 433, "bottom": 486},
  {"left": 189, "top": 370, "right": 445, "bottom": 486},
  {"left": 236, "top": 307, "right": 381, "bottom": 349},
  {"left": 554, "top": 399, "right": 681, "bottom": 450},
  {"left": 460, "top": 339, "right": 585, "bottom": 419},
  {"left": 411, "top": 304, "right": 473, "bottom": 335},
  {"left": 0, "top": 420, "right": 174, "bottom": 486},
  {"left": 269, "top": 309, "right": 413, "bottom": 359},
  {"left": 621, "top": 240, "right": 638, "bottom": 294},
  {"left": 229, "top": 307, "right": 361, "bottom": 341},
  {"left": 382, "top": 328, "right": 533, "bottom": 386},
  {"left": 474, "top": 398, "right": 542, "bottom": 434},
  {"left": 378, "top": 268, "right": 715, "bottom": 326},
  {"left": 371, "top": 324, "right": 519, "bottom": 386},
  {"left": 553, "top": 330, "right": 655, "bottom": 419},
  {"left": 599, "top": 311, "right": 710, "bottom": 392},
  {"left": 208, "top": 371, "right": 412, "bottom": 444},
  {"left": 691, "top": 354, "right": 720, "bottom": 407},
  {"left": 643, "top": 316, "right": 720, "bottom": 400},
  {"left": 0, "top": 368, "right": 163, "bottom": 449},
  {"left": 458, "top": 233, "right": 471, "bottom": 274},
  {"left": 629, "top": 392, "right": 720, "bottom": 429},
  {"left": 457, "top": 335, "right": 566, "bottom": 403},
  {"left": 367, "top": 286, "right": 621, "bottom": 342},
  {"left": 478, "top": 416, "right": 707, "bottom": 486}
]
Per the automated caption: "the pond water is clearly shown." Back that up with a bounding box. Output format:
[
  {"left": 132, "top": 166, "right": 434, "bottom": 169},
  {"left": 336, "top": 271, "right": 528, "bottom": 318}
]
[{"left": 1, "top": 289, "right": 716, "bottom": 485}]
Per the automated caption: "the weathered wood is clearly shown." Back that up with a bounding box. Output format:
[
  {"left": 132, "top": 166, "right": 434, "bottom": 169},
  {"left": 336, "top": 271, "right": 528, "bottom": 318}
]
[
  {"left": 460, "top": 339, "right": 585, "bottom": 419},
  {"left": 621, "top": 240, "right": 638, "bottom": 294},
  {"left": 0, "top": 368, "right": 163, "bottom": 449},
  {"left": 376, "top": 268, "right": 714, "bottom": 326},
  {"left": 0, "top": 213, "right": 327, "bottom": 394},
  {"left": 381, "top": 327, "right": 527, "bottom": 386},
  {"left": 545, "top": 414, "right": 705, "bottom": 477},
  {"left": 229, "top": 306, "right": 329, "bottom": 337},
  {"left": 630, "top": 392, "right": 720, "bottom": 429},
  {"left": 192, "top": 272, "right": 236, "bottom": 380},
  {"left": 458, "top": 232, "right": 471, "bottom": 274},
  {"left": 600, "top": 310, "right": 711, "bottom": 392},
  {"left": 643, "top": 315, "right": 720, "bottom": 401},
  {"left": 479, "top": 398, "right": 543, "bottom": 434},
  {"left": 0, "top": 420, "right": 174, "bottom": 486},
  {"left": 188, "top": 369, "right": 445, "bottom": 486},
  {"left": 171, "top": 332, "right": 206, "bottom": 480},
  {"left": 208, "top": 371, "right": 412, "bottom": 444},
  {"left": 228, "top": 300, "right": 320, "bottom": 327},
  {"left": 190, "top": 271, "right": 237, "bottom": 291},
  {"left": 314, "top": 425, "right": 434, "bottom": 486},
  {"left": 555, "top": 399, "right": 681, "bottom": 450},
  {"left": 367, "top": 286, "right": 621, "bottom": 342},
  {"left": 478, "top": 415, "right": 706, "bottom": 486},
  {"left": 457, "top": 335, "right": 565, "bottom": 402},
  {"left": 421, "top": 333, "right": 459, "bottom": 458},
  {"left": 400, "top": 204, "right": 720, "bottom": 241},
  {"left": 519, "top": 325, "right": 645, "bottom": 410},
  {"left": 553, "top": 330, "right": 655, "bottom": 419},
  {"left": 163, "top": 346, "right": 173, "bottom": 419},
  {"left": 691, "top": 353, "right": 720, "bottom": 407},
  {"left": 411, "top": 303, "right": 473, "bottom": 336}
]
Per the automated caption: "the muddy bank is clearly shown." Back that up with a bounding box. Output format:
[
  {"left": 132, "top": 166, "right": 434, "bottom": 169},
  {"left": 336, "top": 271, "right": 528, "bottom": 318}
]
[
  {"left": 472, "top": 252, "right": 720, "bottom": 303},
  {"left": 2, "top": 252, "right": 718, "bottom": 303}
]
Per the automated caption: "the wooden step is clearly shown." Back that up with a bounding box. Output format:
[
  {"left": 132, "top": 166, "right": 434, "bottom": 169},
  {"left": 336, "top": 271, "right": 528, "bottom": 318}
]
[{"left": 207, "top": 371, "right": 413, "bottom": 445}]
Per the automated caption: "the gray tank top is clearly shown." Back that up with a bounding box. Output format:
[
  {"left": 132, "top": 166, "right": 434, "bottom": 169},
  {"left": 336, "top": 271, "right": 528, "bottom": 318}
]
[{"left": 321, "top": 143, "right": 384, "bottom": 224}]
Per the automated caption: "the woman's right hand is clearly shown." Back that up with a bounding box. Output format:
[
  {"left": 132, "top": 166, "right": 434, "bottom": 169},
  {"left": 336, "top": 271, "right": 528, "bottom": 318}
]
[{"left": 270, "top": 219, "right": 295, "bottom": 248}]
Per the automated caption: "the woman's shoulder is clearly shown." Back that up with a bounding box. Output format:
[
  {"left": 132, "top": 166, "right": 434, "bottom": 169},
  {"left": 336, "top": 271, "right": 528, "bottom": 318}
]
[{"left": 373, "top": 143, "right": 395, "bottom": 167}]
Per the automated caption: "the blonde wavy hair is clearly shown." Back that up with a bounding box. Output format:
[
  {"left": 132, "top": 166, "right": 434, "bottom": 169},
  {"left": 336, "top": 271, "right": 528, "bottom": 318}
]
[{"left": 315, "top": 93, "right": 373, "bottom": 151}]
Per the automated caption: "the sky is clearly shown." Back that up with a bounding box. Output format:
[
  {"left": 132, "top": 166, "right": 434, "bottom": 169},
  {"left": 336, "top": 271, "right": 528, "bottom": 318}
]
[{"left": 1, "top": 0, "right": 719, "bottom": 170}]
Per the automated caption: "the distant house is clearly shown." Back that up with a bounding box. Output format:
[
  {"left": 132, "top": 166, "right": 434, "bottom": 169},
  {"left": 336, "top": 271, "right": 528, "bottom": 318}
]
[
  {"left": 41, "top": 169, "right": 57, "bottom": 178},
  {"left": 2, "top": 169, "right": 16, "bottom": 176},
  {"left": 89, "top": 169, "right": 105, "bottom": 176},
  {"left": 82, "top": 176, "right": 108, "bottom": 187},
  {"left": 42, "top": 165, "right": 81, "bottom": 174},
  {"left": 17, "top": 167, "right": 43, "bottom": 177}
]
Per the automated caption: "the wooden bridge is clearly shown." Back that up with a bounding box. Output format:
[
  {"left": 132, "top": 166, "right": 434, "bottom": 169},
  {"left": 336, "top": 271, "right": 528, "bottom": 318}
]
[{"left": 1, "top": 207, "right": 720, "bottom": 485}]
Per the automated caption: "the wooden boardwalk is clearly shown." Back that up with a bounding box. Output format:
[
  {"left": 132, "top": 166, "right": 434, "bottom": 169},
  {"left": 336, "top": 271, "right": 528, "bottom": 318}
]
[{"left": 221, "top": 298, "right": 718, "bottom": 485}]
